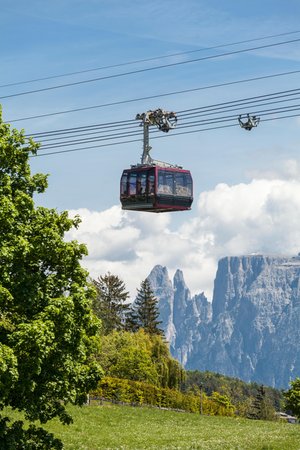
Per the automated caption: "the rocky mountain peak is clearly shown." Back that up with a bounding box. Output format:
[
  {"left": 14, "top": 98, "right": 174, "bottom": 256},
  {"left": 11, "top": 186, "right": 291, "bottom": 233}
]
[
  {"left": 147, "top": 265, "right": 211, "bottom": 366},
  {"left": 173, "top": 269, "right": 185, "bottom": 286},
  {"left": 147, "top": 265, "right": 170, "bottom": 289}
]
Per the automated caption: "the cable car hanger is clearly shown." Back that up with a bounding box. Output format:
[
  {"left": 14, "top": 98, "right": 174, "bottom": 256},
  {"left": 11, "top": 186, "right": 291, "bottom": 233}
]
[{"left": 135, "top": 108, "right": 179, "bottom": 167}]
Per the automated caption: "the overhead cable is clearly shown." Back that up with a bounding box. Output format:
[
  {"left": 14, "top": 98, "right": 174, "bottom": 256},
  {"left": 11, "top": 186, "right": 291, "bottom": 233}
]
[
  {"left": 9, "top": 69, "right": 300, "bottom": 123},
  {"left": 1, "top": 29, "right": 300, "bottom": 89},
  {"left": 32, "top": 112, "right": 300, "bottom": 158},
  {"left": 29, "top": 87, "right": 300, "bottom": 142},
  {"left": 35, "top": 104, "right": 300, "bottom": 152},
  {"left": 2, "top": 37, "right": 300, "bottom": 100}
]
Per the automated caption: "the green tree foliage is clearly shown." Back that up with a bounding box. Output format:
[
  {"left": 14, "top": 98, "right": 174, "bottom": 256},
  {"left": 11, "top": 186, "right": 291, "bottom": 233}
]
[
  {"left": 130, "top": 279, "right": 163, "bottom": 336},
  {"left": 92, "top": 376, "right": 235, "bottom": 416},
  {"left": 0, "top": 417, "right": 63, "bottom": 450},
  {"left": 99, "top": 330, "right": 158, "bottom": 385},
  {"left": 92, "top": 273, "right": 130, "bottom": 334},
  {"left": 185, "top": 370, "right": 282, "bottom": 418},
  {"left": 284, "top": 377, "right": 300, "bottom": 419},
  {"left": 209, "top": 392, "right": 235, "bottom": 416},
  {"left": 98, "top": 329, "right": 183, "bottom": 389},
  {"left": 0, "top": 111, "right": 102, "bottom": 447},
  {"left": 247, "top": 385, "right": 276, "bottom": 420},
  {"left": 125, "top": 305, "right": 140, "bottom": 333}
]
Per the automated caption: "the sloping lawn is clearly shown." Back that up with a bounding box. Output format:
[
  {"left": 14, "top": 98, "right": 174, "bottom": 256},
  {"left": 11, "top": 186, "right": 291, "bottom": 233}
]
[{"left": 5, "top": 403, "right": 300, "bottom": 449}]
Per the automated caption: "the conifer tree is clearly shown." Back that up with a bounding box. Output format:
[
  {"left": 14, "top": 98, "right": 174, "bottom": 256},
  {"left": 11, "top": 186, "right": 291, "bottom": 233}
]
[
  {"left": 92, "top": 273, "right": 130, "bottom": 334},
  {"left": 247, "top": 385, "right": 275, "bottom": 420},
  {"left": 125, "top": 306, "right": 140, "bottom": 333},
  {"left": 133, "top": 279, "right": 164, "bottom": 336}
]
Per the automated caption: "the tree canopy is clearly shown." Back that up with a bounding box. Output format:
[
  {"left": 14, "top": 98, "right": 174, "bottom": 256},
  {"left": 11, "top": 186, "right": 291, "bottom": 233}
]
[
  {"left": 98, "top": 329, "right": 183, "bottom": 389},
  {"left": 0, "top": 110, "right": 102, "bottom": 447},
  {"left": 284, "top": 377, "right": 300, "bottom": 418}
]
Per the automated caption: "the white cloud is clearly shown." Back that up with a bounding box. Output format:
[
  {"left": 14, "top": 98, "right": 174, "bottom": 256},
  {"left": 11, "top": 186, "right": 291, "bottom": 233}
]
[
  {"left": 246, "top": 159, "right": 300, "bottom": 181},
  {"left": 66, "top": 175, "right": 300, "bottom": 301}
]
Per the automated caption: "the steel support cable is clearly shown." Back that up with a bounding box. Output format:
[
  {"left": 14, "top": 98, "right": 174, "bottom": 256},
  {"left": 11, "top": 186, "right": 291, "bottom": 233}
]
[
  {"left": 39, "top": 130, "right": 143, "bottom": 149},
  {"left": 8, "top": 69, "right": 300, "bottom": 123},
  {"left": 177, "top": 95, "right": 300, "bottom": 119},
  {"left": 165, "top": 104, "right": 300, "bottom": 129},
  {"left": 262, "top": 112, "right": 300, "bottom": 122},
  {"left": 2, "top": 38, "right": 300, "bottom": 100},
  {"left": 155, "top": 112, "right": 300, "bottom": 139},
  {"left": 32, "top": 112, "right": 300, "bottom": 158},
  {"left": 176, "top": 95, "right": 300, "bottom": 121},
  {"left": 244, "top": 103, "right": 300, "bottom": 117},
  {"left": 3, "top": 29, "right": 300, "bottom": 89},
  {"left": 31, "top": 125, "right": 236, "bottom": 158},
  {"left": 27, "top": 86, "right": 300, "bottom": 141},
  {"left": 39, "top": 96, "right": 300, "bottom": 148},
  {"left": 35, "top": 93, "right": 300, "bottom": 147},
  {"left": 35, "top": 116, "right": 258, "bottom": 150},
  {"left": 176, "top": 88, "right": 300, "bottom": 116},
  {"left": 28, "top": 118, "right": 136, "bottom": 138},
  {"left": 175, "top": 105, "right": 300, "bottom": 129},
  {"left": 38, "top": 118, "right": 238, "bottom": 151},
  {"left": 36, "top": 100, "right": 300, "bottom": 151},
  {"left": 33, "top": 123, "right": 140, "bottom": 143},
  {"left": 36, "top": 104, "right": 300, "bottom": 152}
]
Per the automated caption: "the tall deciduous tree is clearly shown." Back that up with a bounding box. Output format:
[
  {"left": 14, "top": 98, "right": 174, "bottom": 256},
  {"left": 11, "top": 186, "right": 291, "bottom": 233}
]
[
  {"left": 0, "top": 110, "right": 102, "bottom": 448},
  {"left": 98, "top": 329, "right": 183, "bottom": 389},
  {"left": 132, "top": 279, "right": 163, "bottom": 336},
  {"left": 284, "top": 378, "right": 300, "bottom": 418},
  {"left": 92, "top": 273, "right": 130, "bottom": 334}
]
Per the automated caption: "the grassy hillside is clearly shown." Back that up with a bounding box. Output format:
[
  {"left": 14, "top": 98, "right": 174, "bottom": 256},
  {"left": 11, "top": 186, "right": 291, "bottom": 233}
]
[{"left": 9, "top": 403, "right": 299, "bottom": 450}]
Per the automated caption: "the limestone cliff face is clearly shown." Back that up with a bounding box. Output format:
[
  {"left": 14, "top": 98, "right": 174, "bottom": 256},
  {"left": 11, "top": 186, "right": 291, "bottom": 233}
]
[
  {"left": 147, "top": 265, "right": 175, "bottom": 348},
  {"left": 148, "top": 255, "right": 300, "bottom": 388},
  {"left": 197, "top": 255, "right": 300, "bottom": 388},
  {"left": 147, "top": 265, "right": 211, "bottom": 366}
]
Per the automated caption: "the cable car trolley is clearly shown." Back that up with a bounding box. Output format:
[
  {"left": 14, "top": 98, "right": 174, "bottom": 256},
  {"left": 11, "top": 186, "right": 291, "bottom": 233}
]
[
  {"left": 238, "top": 114, "right": 260, "bottom": 131},
  {"left": 120, "top": 109, "right": 193, "bottom": 213}
]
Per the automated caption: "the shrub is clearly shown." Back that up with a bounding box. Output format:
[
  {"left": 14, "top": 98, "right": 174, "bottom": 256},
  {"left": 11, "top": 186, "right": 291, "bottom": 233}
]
[{"left": 92, "top": 377, "right": 235, "bottom": 416}]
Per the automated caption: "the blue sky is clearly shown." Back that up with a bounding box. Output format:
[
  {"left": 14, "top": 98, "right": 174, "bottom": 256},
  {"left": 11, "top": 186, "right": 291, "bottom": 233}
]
[{"left": 2, "top": 1, "right": 300, "bottom": 298}]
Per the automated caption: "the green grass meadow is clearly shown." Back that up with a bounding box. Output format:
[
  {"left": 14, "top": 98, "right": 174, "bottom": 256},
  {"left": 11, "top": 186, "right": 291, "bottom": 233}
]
[{"left": 27, "top": 403, "right": 300, "bottom": 450}]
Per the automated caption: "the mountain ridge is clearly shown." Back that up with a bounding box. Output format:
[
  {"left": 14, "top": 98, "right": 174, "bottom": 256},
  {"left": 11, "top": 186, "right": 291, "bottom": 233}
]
[{"left": 147, "top": 254, "right": 300, "bottom": 388}]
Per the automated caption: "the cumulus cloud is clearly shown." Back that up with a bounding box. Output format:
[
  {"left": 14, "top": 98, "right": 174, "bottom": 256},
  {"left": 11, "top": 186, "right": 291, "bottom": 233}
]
[{"left": 67, "top": 175, "right": 300, "bottom": 301}]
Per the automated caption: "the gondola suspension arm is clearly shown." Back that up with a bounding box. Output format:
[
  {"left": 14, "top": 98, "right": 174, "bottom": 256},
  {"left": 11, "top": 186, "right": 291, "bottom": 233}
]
[{"left": 136, "top": 109, "right": 178, "bottom": 166}]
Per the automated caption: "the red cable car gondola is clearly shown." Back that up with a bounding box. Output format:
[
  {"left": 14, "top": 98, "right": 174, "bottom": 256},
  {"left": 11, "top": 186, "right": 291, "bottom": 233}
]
[
  {"left": 120, "top": 165, "right": 193, "bottom": 212},
  {"left": 120, "top": 109, "right": 193, "bottom": 213}
]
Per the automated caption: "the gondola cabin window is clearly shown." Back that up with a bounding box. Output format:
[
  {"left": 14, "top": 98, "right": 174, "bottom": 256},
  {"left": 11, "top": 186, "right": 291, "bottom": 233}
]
[
  {"left": 137, "top": 172, "right": 147, "bottom": 195},
  {"left": 147, "top": 171, "right": 155, "bottom": 194},
  {"left": 129, "top": 172, "right": 137, "bottom": 195},
  {"left": 120, "top": 171, "right": 128, "bottom": 196},
  {"left": 174, "top": 172, "right": 192, "bottom": 197},
  {"left": 158, "top": 170, "right": 174, "bottom": 194},
  {"left": 157, "top": 170, "right": 192, "bottom": 196}
]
